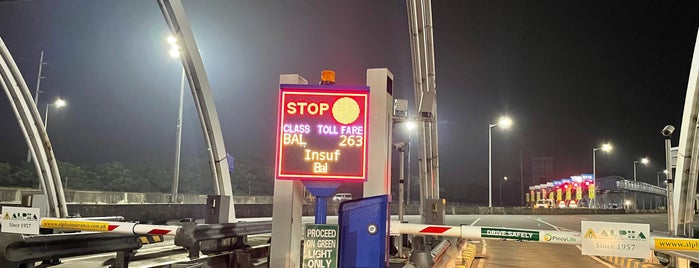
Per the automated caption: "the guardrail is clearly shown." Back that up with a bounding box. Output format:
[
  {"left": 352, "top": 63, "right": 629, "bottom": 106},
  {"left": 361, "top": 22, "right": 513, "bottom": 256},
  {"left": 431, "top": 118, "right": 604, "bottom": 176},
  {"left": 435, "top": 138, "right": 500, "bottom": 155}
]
[
  {"left": 0, "top": 232, "right": 142, "bottom": 268},
  {"left": 175, "top": 221, "right": 273, "bottom": 259},
  {"left": 34, "top": 217, "right": 274, "bottom": 265}
]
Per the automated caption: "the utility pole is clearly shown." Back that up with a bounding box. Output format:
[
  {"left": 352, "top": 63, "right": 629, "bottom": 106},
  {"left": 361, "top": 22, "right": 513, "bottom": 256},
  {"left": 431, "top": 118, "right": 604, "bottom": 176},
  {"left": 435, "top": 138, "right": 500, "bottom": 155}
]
[{"left": 27, "top": 50, "right": 46, "bottom": 162}]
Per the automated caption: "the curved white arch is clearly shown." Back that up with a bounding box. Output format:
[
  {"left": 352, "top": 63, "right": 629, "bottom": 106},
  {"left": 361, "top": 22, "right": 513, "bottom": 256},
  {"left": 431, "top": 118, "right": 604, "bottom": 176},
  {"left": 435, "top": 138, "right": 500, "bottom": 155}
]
[{"left": 0, "top": 37, "right": 67, "bottom": 218}]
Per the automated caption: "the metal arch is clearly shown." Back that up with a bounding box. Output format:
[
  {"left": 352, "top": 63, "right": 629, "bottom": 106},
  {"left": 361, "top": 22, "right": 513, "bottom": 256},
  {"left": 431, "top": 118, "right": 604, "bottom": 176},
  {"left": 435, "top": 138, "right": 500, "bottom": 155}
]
[
  {"left": 672, "top": 28, "right": 699, "bottom": 237},
  {"left": 156, "top": 0, "right": 236, "bottom": 221},
  {"left": 0, "top": 37, "right": 67, "bottom": 218}
]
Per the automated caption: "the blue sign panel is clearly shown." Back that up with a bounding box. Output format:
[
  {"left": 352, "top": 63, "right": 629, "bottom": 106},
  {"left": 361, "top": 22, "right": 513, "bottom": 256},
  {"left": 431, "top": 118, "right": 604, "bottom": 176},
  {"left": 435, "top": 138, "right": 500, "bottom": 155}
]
[{"left": 338, "top": 195, "right": 389, "bottom": 268}]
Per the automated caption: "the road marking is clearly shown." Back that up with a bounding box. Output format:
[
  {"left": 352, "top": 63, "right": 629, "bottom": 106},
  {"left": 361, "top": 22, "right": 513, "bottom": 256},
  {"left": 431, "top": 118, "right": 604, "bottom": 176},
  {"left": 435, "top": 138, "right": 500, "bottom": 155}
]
[
  {"left": 536, "top": 218, "right": 562, "bottom": 231},
  {"left": 470, "top": 217, "right": 482, "bottom": 226}
]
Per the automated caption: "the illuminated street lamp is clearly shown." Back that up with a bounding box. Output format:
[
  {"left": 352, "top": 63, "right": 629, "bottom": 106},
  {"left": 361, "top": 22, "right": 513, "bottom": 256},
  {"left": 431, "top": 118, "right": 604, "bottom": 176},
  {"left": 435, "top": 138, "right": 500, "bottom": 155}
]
[
  {"left": 168, "top": 35, "right": 186, "bottom": 203},
  {"left": 657, "top": 170, "right": 669, "bottom": 187},
  {"left": 592, "top": 143, "right": 612, "bottom": 208},
  {"left": 28, "top": 98, "right": 67, "bottom": 163},
  {"left": 44, "top": 98, "right": 66, "bottom": 131},
  {"left": 489, "top": 116, "right": 512, "bottom": 208},
  {"left": 633, "top": 157, "right": 649, "bottom": 182}
]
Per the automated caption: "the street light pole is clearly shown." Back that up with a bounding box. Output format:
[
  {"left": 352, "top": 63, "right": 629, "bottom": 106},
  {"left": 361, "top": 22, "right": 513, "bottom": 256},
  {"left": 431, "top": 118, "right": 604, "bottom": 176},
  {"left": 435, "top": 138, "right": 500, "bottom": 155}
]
[
  {"left": 172, "top": 67, "right": 185, "bottom": 203},
  {"left": 633, "top": 157, "right": 649, "bottom": 182},
  {"left": 592, "top": 143, "right": 612, "bottom": 208},
  {"left": 488, "top": 116, "right": 512, "bottom": 208},
  {"left": 43, "top": 98, "right": 67, "bottom": 132},
  {"left": 500, "top": 176, "right": 508, "bottom": 206},
  {"left": 488, "top": 123, "right": 493, "bottom": 208},
  {"left": 168, "top": 35, "right": 185, "bottom": 204}
]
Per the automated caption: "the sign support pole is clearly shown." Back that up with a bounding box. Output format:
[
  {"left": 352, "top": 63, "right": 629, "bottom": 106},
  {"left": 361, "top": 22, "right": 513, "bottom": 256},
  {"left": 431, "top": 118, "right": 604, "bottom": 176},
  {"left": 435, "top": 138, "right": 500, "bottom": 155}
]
[{"left": 304, "top": 181, "right": 341, "bottom": 224}]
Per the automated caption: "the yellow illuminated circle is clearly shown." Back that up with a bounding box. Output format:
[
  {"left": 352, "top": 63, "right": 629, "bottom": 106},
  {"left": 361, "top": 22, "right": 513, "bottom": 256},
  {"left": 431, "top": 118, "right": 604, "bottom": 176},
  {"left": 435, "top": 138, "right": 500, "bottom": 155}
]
[{"left": 332, "top": 97, "right": 360, "bottom": 124}]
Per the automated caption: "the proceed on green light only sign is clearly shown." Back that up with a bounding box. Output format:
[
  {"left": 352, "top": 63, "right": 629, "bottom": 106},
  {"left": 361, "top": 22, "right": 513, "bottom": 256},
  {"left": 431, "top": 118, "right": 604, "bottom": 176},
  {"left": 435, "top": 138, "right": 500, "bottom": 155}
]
[
  {"left": 481, "top": 227, "right": 539, "bottom": 241},
  {"left": 303, "top": 224, "right": 339, "bottom": 268}
]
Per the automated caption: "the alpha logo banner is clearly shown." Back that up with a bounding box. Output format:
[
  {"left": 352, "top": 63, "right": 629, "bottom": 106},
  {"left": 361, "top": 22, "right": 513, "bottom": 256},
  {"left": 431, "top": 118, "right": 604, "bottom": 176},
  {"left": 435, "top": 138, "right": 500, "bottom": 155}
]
[{"left": 581, "top": 221, "right": 649, "bottom": 258}]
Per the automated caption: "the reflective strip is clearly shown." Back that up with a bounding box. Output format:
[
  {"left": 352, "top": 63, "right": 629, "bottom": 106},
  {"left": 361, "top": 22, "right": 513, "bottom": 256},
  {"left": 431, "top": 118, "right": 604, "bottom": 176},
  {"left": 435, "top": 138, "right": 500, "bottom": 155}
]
[{"left": 419, "top": 226, "right": 452, "bottom": 234}]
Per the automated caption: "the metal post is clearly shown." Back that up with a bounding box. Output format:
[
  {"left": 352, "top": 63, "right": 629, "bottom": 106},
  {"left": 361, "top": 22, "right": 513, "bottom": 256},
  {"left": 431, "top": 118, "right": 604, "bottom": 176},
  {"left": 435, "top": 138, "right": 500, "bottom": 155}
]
[
  {"left": 593, "top": 148, "right": 597, "bottom": 209},
  {"left": 171, "top": 67, "right": 185, "bottom": 203},
  {"left": 315, "top": 196, "right": 327, "bottom": 224},
  {"left": 665, "top": 138, "right": 675, "bottom": 235},
  {"left": 399, "top": 148, "right": 405, "bottom": 223},
  {"left": 407, "top": 137, "right": 411, "bottom": 205},
  {"left": 27, "top": 51, "right": 45, "bottom": 163},
  {"left": 488, "top": 124, "right": 493, "bottom": 208},
  {"left": 520, "top": 150, "right": 524, "bottom": 206},
  {"left": 499, "top": 178, "right": 503, "bottom": 206},
  {"left": 633, "top": 161, "right": 638, "bottom": 182}
]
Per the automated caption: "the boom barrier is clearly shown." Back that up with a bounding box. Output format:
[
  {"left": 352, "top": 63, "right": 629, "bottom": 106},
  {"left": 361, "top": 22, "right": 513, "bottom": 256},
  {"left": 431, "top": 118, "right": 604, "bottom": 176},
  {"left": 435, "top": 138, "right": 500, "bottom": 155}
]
[
  {"left": 390, "top": 221, "right": 699, "bottom": 252},
  {"left": 40, "top": 218, "right": 180, "bottom": 236}
]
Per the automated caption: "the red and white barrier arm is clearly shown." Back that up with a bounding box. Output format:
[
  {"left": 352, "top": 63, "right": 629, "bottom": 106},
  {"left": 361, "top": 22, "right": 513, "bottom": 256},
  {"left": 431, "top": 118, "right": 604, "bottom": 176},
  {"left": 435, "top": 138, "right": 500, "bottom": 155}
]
[
  {"left": 390, "top": 221, "right": 461, "bottom": 238},
  {"left": 40, "top": 218, "right": 180, "bottom": 236},
  {"left": 390, "top": 221, "right": 581, "bottom": 245}
]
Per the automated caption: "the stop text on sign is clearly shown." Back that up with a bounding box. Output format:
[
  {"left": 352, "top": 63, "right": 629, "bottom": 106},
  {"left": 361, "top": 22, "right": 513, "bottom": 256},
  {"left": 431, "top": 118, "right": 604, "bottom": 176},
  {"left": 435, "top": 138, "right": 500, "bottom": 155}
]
[{"left": 275, "top": 85, "right": 369, "bottom": 181}]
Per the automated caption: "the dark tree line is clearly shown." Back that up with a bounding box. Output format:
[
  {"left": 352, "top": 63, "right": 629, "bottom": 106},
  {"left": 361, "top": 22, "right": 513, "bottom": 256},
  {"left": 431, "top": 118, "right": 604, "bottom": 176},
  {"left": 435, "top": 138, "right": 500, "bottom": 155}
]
[{"left": 0, "top": 160, "right": 274, "bottom": 196}]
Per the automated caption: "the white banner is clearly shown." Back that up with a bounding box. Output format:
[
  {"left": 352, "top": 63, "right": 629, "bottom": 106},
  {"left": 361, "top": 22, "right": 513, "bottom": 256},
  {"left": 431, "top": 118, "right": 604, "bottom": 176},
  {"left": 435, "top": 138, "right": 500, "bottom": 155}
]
[
  {"left": 1, "top": 206, "right": 40, "bottom": 234},
  {"left": 581, "top": 221, "right": 650, "bottom": 258}
]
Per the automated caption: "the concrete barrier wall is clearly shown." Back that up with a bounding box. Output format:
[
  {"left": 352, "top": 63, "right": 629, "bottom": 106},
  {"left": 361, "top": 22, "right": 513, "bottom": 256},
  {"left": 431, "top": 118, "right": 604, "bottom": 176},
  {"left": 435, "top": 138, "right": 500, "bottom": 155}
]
[
  {"left": 0, "top": 188, "right": 272, "bottom": 205},
  {"left": 0, "top": 188, "right": 666, "bottom": 221}
]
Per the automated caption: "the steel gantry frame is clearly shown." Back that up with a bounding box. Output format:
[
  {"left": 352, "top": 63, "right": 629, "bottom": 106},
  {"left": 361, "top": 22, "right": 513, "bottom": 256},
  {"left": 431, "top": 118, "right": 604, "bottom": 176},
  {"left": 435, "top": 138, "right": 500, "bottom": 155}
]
[{"left": 406, "top": 0, "right": 441, "bottom": 223}]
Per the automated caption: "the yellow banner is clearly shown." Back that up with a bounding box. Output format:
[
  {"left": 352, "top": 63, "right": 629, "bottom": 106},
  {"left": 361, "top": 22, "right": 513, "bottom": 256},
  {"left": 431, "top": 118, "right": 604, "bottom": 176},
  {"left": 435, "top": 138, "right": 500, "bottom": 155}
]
[
  {"left": 576, "top": 186, "right": 582, "bottom": 200},
  {"left": 589, "top": 185, "right": 595, "bottom": 199},
  {"left": 655, "top": 238, "right": 699, "bottom": 251},
  {"left": 41, "top": 219, "right": 109, "bottom": 232},
  {"left": 565, "top": 188, "right": 571, "bottom": 200},
  {"left": 556, "top": 189, "right": 562, "bottom": 201}
]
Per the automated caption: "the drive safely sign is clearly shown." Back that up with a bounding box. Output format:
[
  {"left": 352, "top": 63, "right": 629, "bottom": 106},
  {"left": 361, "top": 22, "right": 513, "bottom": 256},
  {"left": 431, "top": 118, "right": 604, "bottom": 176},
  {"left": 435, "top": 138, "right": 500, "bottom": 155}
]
[{"left": 481, "top": 227, "right": 539, "bottom": 241}]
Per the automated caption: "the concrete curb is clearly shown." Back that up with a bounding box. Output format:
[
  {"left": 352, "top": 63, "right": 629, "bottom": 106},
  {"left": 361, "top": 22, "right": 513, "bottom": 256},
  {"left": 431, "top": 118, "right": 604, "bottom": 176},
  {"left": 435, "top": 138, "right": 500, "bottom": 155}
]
[{"left": 600, "top": 256, "right": 662, "bottom": 268}]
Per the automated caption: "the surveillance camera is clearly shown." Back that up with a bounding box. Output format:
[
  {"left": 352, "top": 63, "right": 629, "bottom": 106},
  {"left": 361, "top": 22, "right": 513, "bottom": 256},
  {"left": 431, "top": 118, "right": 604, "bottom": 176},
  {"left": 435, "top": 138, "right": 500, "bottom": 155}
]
[
  {"left": 393, "top": 142, "right": 406, "bottom": 149},
  {"left": 661, "top": 125, "right": 675, "bottom": 137}
]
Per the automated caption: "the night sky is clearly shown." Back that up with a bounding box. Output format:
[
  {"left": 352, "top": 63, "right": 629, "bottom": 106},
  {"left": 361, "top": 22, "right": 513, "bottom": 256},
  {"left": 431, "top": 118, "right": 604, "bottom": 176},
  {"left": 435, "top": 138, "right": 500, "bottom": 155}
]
[{"left": 0, "top": 1, "right": 697, "bottom": 203}]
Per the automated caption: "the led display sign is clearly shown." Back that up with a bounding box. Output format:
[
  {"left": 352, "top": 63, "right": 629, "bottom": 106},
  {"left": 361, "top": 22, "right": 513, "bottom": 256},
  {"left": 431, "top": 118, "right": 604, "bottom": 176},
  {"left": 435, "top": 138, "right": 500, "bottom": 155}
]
[{"left": 275, "top": 84, "right": 369, "bottom": 181}]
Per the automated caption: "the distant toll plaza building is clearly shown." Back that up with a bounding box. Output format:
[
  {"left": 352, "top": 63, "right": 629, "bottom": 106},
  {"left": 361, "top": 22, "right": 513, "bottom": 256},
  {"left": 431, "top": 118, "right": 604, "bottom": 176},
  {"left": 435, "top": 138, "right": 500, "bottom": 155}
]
[{"left": 526, "top": 175, "right": 667, "bottom": 209}]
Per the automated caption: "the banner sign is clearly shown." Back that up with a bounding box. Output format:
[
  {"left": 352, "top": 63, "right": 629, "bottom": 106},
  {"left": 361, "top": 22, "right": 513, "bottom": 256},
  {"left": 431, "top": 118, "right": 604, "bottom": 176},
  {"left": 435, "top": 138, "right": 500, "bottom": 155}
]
[
  {"left": 581, "top": 221, "right": 650, "bottom": 258},
  {"left": 1, "top": 207, "right": 40, "bottom": 234}
]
